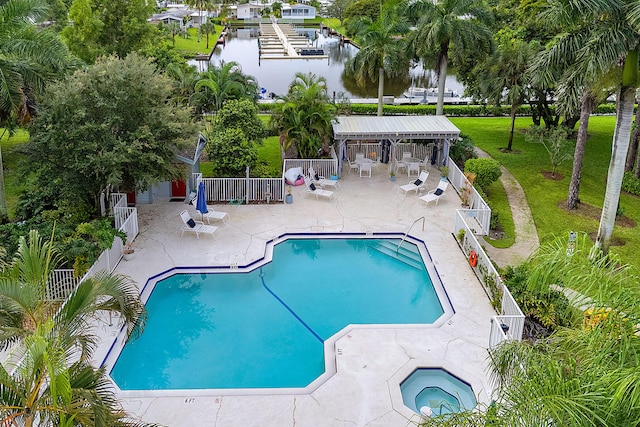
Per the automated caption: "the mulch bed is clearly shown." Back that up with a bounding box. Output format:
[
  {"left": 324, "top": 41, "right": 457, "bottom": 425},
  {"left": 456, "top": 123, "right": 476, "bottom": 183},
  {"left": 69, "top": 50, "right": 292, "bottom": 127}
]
[
  {"left": 558, "top": 199, "right": 636, "bottom": 228},
  {"left": 541, "top": 171, "right": 564, "bottom": 181}
]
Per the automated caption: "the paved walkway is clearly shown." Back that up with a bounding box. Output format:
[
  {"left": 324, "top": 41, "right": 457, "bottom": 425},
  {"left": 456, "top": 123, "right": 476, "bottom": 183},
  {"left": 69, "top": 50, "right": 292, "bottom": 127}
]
[{"left": 476, "top": 149, "right": 540, "bottom": 268}]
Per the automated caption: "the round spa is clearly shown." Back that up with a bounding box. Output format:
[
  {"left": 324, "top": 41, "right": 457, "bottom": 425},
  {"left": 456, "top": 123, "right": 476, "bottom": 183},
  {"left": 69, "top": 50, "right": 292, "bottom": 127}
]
[{"left": 400, "top": 368, "right": 477, "bottom": 416}]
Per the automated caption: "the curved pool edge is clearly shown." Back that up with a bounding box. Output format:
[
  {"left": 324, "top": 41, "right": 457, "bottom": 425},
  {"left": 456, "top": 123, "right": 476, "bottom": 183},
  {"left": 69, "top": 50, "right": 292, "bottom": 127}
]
[{"left": 102, "top": 232, "right": 456, "bottom": 398}]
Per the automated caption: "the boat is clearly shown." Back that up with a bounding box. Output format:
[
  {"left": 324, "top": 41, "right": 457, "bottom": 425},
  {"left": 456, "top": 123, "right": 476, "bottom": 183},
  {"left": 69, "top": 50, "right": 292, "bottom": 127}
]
[{"left": 403, "top": 87, "right": 459, "bottom": 99}]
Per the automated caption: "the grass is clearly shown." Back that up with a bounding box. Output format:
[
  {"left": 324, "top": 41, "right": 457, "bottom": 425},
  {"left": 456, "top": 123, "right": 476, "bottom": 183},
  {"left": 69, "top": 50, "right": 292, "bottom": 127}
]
[
  {"left": 450, "top": 116, "right": 640, "bottom": 268},
  {"left": 483, "top": 179, "right": 516, "bottom": 249},
  {"left": 1, "top": 129, "right": 29, "bottom": 219},
  {"left": 171, "top": 26, "right": 223, "bottom": 56}
]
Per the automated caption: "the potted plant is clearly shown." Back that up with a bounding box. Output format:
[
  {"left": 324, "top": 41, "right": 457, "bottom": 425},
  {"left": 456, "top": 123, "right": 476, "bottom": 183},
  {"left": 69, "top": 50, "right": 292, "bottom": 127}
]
[
  {"left": 439, "top": 166, "right": 449, "bottom": 180},
  {"left": 285, "top": 185, "right": 293, "bottom": 204},
  {"left": 389, "top": 170, "right": 396, "bottom": 182},
  {"left": 123, "top": 243, "right": 135, "bottom": 261}
]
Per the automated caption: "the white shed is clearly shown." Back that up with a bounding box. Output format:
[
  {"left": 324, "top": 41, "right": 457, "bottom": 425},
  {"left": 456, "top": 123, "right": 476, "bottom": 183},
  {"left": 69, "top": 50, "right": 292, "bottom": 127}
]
[{"left": 281, "top": 3, "right": 316, "bottom": 19}]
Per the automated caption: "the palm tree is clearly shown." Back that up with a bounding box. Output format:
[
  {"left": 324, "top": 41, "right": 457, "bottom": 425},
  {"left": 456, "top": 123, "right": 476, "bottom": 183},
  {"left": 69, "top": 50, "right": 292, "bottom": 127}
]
[
  {"left": 0, "top": 230, "right": 150, "bottom": 425},
  {"left": 0, "top": 0, "right": 74, "bottom": 221},
  {"left": 346, "top": 4, "right": 409, "bottom": 117},
  {"left": 192, "top": 61, "right": 258, "bottom": 113},
  {"left": 405, "top": 0, "right": 493, "bottom": 116},
  {"left": 479, "top": 37, "right": 539, "bottom": 151},
  {"left": 199, "top": 20, "right": 216, "bottom": 49},
  {"left": 270, "top": 72, "right": 336, "bottom": 158},
  {"left": 186, "top": 0, "right": 209, "bottom": 42},
  {"left": 166, "top": 21, "right": 183, "bottom": 47}
]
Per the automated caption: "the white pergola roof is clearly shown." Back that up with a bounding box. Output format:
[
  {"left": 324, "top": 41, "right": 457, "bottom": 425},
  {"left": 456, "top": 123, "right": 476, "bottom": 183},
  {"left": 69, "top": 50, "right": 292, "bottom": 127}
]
[{"left": 332, "top": 115, "right": 460, "bottom": 141}]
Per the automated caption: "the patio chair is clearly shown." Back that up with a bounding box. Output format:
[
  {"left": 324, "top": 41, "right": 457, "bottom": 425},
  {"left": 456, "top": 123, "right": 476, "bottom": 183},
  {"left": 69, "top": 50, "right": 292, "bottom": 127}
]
[
  {"left": 419, "top": 180, "right": 449, "bottom": 206},
  {"left": 398, "top": 171, "right": 429, "bottom": 196},
  {"left": 395, "top": 158, "right": 407, "bottom": 175},
  {"left": 309, "top": 166, "right": 340, "bottom": 190},
  {"left": 407, "top": 161, "right": 421, "bottom": 177},
  {"left": 180, "top": 209, "right": 220, "bottom": 239},
  {"left": 303, "top": 177, "right": 336, "bottom": 201},
  {"left": 347, "top": 158, "right": 360, "bottom": 174},
  {"left": 359, "top": 161, "right": 372, "bottom": 178}
]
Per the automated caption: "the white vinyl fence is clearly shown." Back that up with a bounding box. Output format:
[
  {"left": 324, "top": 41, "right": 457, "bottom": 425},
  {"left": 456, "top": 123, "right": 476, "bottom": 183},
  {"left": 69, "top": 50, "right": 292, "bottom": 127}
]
[
  {"left": 453, "top": 211, "right": 525, "bottom": 349},
  {"left": 446, "top": 158, "right": 491, "bottom": 235},
  {"left": 46, "top": 195, "right": 138, "bottom": 301}
]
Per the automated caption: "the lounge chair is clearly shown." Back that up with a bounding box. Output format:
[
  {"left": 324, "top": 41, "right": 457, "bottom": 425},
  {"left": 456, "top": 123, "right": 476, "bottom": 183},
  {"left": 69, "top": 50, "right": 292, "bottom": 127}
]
[
  {"left": 309, "top": 166, "right": 340, "bottom": 190},
  {"left": 189, "top": 192, "right": 229, "bottom": 224},
  {"left": 303, "top": 176, "right": 336, "bottom": 200},
  {"left": 419, "top": 180, "right": 449, "bottom": 206},
  {"left": 398, "top": 171, "right": 429, "bottom": 196},
  {"left": 180, "top": 209, "right": 220, "bottom": 239}
]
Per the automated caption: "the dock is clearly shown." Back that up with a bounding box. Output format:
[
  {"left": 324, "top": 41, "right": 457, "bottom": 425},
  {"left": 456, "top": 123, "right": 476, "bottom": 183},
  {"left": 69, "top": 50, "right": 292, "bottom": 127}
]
[{"left": 258, "top": 19, "right": 327, "bottom": 60}]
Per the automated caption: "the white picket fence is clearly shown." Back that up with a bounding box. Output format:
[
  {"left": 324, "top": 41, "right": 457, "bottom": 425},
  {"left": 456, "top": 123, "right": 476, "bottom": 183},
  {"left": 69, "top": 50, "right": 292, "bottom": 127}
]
[
  {"left": 453, "top": 210, "right": 525, "bottom": 349},
  {"left": 46, "top": 194, "right": 138, "bottom": 301}
]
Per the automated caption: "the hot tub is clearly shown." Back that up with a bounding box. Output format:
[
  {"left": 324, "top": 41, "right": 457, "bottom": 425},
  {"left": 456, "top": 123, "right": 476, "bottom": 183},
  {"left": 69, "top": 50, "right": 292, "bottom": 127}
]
[{"left": 400, "top": 368, "right": 477, "bottom": 416}]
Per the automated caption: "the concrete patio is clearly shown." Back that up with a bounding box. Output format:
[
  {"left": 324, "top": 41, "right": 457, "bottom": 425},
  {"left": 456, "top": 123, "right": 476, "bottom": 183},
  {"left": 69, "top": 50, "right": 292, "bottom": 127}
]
[{"left": 99, "top": 165, "right": 498, "bottom": 426}]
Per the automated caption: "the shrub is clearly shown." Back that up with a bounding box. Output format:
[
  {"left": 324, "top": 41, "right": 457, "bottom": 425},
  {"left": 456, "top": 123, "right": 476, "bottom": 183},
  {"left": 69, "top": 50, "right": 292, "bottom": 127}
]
[
  {"left": 464, "top": 158, "right": 502, "bottom": 191},
  {"left": 449, "top": 133, "right": 477, "bottom": 169},
  {"left": 622, "top": 171, "right": 640, "bottom": 196}
]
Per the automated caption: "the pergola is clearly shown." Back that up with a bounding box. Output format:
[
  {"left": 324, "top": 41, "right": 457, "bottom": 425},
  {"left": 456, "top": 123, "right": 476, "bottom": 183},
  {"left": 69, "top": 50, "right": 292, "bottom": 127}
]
[{"left": 332, "top": 115, "right": 461, "bottom": 176}]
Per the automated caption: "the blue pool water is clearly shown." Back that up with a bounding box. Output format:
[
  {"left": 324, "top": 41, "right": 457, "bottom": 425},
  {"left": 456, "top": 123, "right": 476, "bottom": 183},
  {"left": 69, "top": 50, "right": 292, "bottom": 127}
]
[{"left": 110, "top": 238, "right": 445, "bottom": 390}]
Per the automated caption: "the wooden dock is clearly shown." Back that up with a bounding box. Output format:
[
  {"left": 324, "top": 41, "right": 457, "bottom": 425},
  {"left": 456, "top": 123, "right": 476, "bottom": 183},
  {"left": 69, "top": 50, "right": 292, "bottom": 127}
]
[{"left": 258, "top": 21, "right": 327, "bottom": 60}]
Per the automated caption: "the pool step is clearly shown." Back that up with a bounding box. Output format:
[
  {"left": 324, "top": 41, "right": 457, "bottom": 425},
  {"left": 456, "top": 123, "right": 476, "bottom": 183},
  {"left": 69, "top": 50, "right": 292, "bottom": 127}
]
[{"left": 369, "top": 241, "right": 423, "bottom": 270}]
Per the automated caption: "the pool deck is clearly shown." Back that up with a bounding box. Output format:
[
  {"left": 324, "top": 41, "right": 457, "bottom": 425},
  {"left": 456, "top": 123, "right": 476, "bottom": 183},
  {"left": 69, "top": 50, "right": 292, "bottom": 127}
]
[{"left": 99, "top": 165, "right": 497, "bottom": 426}]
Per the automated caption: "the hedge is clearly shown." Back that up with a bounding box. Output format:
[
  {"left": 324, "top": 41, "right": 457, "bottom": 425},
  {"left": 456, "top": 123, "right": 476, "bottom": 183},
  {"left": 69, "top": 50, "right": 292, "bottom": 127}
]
[{"left": 257, "top": 102, "right": 620, "bottom": 117}]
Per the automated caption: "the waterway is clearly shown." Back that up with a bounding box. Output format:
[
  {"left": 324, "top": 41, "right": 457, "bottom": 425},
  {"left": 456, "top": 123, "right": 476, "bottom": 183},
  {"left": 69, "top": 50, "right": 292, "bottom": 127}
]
[{"left": 197, "top": 26, "right": 463, "bottom": 99}]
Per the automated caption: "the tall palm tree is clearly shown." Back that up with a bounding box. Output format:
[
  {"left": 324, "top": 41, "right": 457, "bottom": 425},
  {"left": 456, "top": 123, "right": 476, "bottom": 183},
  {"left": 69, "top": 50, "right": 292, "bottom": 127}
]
[
  {"left": 479, "top": 37, "right": 538, "bottom": 151},
  {"left": 405, "top": 0, "right": 493, "bottom": 116},
  {"left": 270, "top": 72, "right": 336, "bottom": 158},
  {"left": 0, "top": 0, "right": 74, "bottom": 221},
  {"left": 347, "top": 4, "right": 409, "bottom": 117}
]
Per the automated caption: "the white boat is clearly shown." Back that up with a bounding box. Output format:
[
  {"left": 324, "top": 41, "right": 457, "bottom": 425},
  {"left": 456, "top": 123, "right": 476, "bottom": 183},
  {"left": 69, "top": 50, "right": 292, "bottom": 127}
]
[{"left": 403, "top": 87, "right": 459, "bottom": 99}]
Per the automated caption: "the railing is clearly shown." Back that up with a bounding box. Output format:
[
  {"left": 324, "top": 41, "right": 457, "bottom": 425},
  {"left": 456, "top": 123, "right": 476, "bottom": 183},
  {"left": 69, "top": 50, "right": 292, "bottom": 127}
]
[
  {"left": 446, "top": 158, "right": 491, "bottom": 235},
  {"left": 453, "top": 210, "right": 525, "bottom": 349},
  {"left": 46, "top": 207, "right": 137, "bottom": 301},
  {"left": 109, "top": 193, "right": 127, "bottom": 216},
  {"left": 397, "top": 216, "right": 425, "bottom": 256},
  {"left": 197, "top": 177, "right": 285, "bottom": 203},
  {"left": 345, "top": 142, "right": 434, "bottom": 165}
]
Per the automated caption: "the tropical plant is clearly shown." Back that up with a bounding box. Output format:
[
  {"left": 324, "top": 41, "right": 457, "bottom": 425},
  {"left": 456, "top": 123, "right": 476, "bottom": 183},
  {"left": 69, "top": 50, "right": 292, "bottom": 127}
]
[
  {"left": 0, "top": 0, "right": 75, "bottom": 221},
  {"left": 270, "top": 72, "right": 336, "bottom": 158},
  {"left": 192, "top": 61, "right": 258, "bottom": 114},
  {"left": 346, "top": 3, "right": 409, "bottom": 116},
  {"left": 405, "top": 0, "right": 493, "bottom": 116},
  {"left": 0, "top": 230, "right": 151, "bottom": 426},
  {"left": 525, "top": 125, "right": 574, "bottom": 177},
  {"left": 166, "top": 21, "right": 184, "bottom": 47},
  {"left": 199, "top": 20, "right": 216, "bottom": 49}
]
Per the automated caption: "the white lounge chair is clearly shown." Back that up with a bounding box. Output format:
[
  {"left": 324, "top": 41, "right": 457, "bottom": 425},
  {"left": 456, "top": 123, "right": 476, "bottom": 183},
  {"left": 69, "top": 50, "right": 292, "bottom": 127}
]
[
  {"left": 309, "top": 166, "right": 340, "bottom": 190},
  {"left": 398, "top": 171, "right": 429, "bottom": 196},
  {"left": 303, "top": 177, "right": 336, "bottom": 200},
  {"left": 180, "top": 209, "right": 220, "bottom": 239},
  {"left": 189, "top": 192, "right": 230, "bottom": 224},
  {"left": 419, "top": 180, "right": 449, "bottom": 206}
]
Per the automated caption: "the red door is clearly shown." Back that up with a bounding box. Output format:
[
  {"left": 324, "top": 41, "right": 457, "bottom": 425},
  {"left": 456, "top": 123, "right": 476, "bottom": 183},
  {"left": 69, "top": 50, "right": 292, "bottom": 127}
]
[
  {"left": 171, "top": 180, "right": 187, "bottom": 199},
  {"left": 126, "top": 191, "right": 136, "bottom": 205}
]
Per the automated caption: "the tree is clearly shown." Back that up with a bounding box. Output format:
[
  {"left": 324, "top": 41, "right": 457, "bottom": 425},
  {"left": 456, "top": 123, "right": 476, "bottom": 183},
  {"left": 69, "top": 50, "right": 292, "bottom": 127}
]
[
  {"left": 62, "top": 0, "right": 155, "bottom": 62},
  {"left": 166, "top": 21, "right": 184, "bottom": 47},
  {"left": 199, "top": 20, "right": 216, "bottom": 49},
  {"left": 212, "top": 99, "right": 265, "bottom": 144},
  {"left": 0, "top": 0, "right": 75, "bottom": 221},
  {"left": 478, "top": 35, "right": 538, "bottom": 150},
  {"left": 270, "top": 72, "right": 336, "bottom": 158},
  {"left": 525, "top": 125, "right": 574, "bottom": 177},
  {"left": 186, "top": 0, "right": 209, "bottom": 42},
  {"left": 0, "top": 230, "right": 151, "bottom": 426},
  {"left": 205, "top": 128, "right": 258, "bottom": 177},
  {"left": 423, "top": 237, "right": 640, "bottom": 426},
  {"left": 192, "top": 61, "right": 258, "bottom": 114},
  {"left": 347, "top": 4, "right": 409, "bottom": 116},
  {"left": 25, "top": 54, "right": 197, "bottom": 213},
  {"left": 405, "top": 0, "right": 493, "bottom": 115},
  {"left": 327, "top": 0, "right": 351, "bottom": 25}
]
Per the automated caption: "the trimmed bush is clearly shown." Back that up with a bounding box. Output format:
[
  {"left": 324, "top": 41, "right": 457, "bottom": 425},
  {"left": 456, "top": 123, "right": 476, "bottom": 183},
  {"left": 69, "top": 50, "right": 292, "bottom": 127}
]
[
  {"left": 464, "top": 158, "right": 502, "bottom": 191},
  {"left": 622, "top": 171, "right": 640, "bottom": 196}
]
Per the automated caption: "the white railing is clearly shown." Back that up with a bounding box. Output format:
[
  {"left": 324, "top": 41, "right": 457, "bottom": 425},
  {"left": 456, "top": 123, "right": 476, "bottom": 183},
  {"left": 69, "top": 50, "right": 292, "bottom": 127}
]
[
  {"left": 114, "top": 207, "right": 138, "bottom": 243},
  {"left": 197, "top": 177, "right": 285, "bottom": 203},
  {"left": 345, "top": 142, "right": 434, "bottom": 165},
  {"left": 109, "top": 193, "right": 127, "bottom": 216},
  {"left": 46, "top": 207, "right": 137, "bottom": 301},
  {"left": 447, "top": 158, "right": 491, "bottom": 235},
  {"left": 453, "top": 210, "right": 525, "bottom": 349}
]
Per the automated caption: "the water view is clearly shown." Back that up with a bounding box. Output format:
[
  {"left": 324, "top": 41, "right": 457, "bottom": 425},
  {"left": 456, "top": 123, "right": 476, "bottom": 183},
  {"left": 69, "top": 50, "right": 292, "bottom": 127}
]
[{"left": 200, "top": 26, "right": 463, "bottom": 99}]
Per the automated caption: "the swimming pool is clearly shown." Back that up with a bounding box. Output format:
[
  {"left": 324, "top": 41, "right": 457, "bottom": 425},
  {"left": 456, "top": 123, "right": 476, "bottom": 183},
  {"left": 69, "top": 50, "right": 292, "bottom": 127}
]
[{"left": 107, "top": 234, "right": 454, "bottom": 393}]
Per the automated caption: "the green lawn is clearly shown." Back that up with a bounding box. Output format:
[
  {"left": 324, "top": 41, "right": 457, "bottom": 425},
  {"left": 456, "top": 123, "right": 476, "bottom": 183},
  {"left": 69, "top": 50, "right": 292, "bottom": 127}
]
[
  {"left": 1, "top": 129, "right": 29, "bottom": 219},
  {"left": 171, "top": 26, "right": 223, "bottom": 56},
  {"left": 450, "top": 116, "right": 640, "bottom": 267}
]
